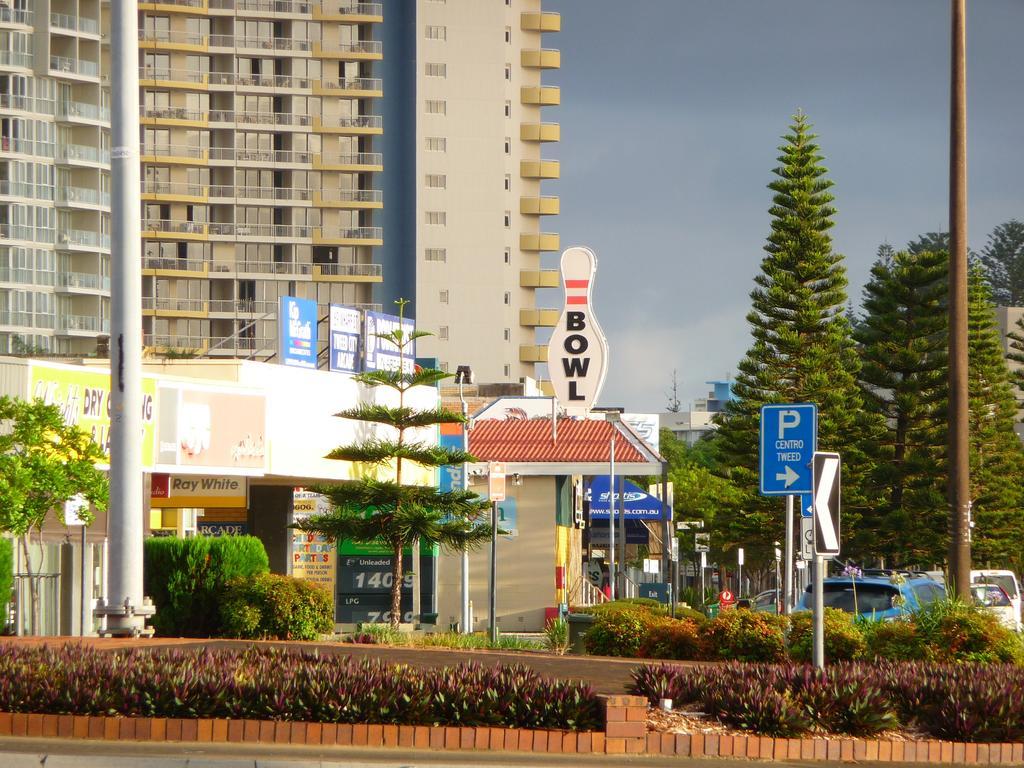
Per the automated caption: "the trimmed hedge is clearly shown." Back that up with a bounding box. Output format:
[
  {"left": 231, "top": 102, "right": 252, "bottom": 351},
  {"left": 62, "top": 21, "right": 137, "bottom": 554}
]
[
  {"left": 0, "top": 645, "right": 602, "bottom": 731},
  {"left": 220, "top": 573, "right": 333, "bottom": 640},
  {"left": 144, "top": 535, "right": 269, "bottom": 637}
]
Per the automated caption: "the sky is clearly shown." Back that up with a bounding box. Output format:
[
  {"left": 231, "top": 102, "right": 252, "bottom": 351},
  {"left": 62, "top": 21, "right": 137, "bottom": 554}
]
[{"left": 539, "top": 0, "right": 1024, "bottom": 413}]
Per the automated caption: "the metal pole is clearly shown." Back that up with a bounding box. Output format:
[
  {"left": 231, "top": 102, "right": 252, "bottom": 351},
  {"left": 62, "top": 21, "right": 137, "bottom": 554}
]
[
  {"left": 948, "top": 0, "right": 972, "bottom": 600},
  {"left": 459, "top": 380, "right": 471, "bottom": 633},
  {"left": 608, "top": 432, "right": 616, "bottom": 600},
  {"left": 812, "top": 555, "right": 825, "bottom": 669},
  {"left": 488, "top": 500, "right": 498, "bottom": 643},
  {"left": 617, "top": 474, "right": 626, "bottom": 596},
  {"left": 104, "top": 0, "right": 149, "bottom": 636},
  {"left": 661, "top": 462, "right": 671, "bottom": 608},
  {"left": 79, "top": 526, "right": 87, "bottom": 637},
  {"left": 737, "top": 550, "right": 743, "bottom": 599},
  {"left": 783, "top": 495, "right": 794, "bottom": 614}
]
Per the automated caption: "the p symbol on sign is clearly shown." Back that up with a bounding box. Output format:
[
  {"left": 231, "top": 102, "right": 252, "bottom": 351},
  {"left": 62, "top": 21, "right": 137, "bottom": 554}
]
[{"left": 778, "top": 409, "right": 801, "bottom": 439}]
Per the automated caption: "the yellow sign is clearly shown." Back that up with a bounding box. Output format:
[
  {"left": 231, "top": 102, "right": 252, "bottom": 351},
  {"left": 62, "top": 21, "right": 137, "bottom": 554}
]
[{"left": 28, "top": 362, "right": 158, "bottom": 469}]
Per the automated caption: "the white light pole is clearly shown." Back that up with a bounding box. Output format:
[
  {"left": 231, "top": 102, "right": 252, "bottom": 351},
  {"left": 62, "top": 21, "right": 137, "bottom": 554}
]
[
  {"left": 606, "top": 411, "right": 620, "bottom": 600},
  {"left": 455, "top": 365, "right": 473, "bottom": 633}
]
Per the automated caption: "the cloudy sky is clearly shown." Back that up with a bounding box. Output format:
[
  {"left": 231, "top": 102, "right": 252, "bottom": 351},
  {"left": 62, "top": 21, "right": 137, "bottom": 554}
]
[{"left": 539, "top": 0, "right": 1024, "bottom": 412}]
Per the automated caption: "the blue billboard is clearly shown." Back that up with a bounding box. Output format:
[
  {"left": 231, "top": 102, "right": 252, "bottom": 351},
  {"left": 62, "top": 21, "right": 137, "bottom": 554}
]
[
  {"left": 279, "top": 296, "right": 318, "bottom": 369},
  {"left": 328, "top": 304, "right": 362, "bottom": 373},
  {"left": 364, "top": 310, "right": 415, "bottom": 373},
  {"left": 586, "top": 477, "right": 667, "bottom": 520}
]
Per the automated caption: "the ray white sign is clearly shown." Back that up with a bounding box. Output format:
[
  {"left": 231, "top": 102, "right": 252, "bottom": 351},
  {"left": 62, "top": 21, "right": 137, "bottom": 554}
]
[{"left": 547, "top": 246, "right": 609, "bottom": 415}]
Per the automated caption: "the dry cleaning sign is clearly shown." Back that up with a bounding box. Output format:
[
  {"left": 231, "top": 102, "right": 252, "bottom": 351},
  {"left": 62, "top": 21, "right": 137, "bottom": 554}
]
[{"left": 548, "top": 246, "right": 609, "bottom": 415}]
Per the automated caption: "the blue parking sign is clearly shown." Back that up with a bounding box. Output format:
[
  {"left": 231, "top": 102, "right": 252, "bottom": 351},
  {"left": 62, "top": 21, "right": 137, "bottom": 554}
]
[{"left": 760, "top": 403, "right": 817, "bottom": 495}]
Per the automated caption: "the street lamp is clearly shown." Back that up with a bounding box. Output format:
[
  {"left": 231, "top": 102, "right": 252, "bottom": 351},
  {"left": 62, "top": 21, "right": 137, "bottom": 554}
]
[
  {"left": 605, "top": 411, "right": 620, "bottom": 600},
  {"left": 455, "top": 365, "right": 473, "bottom": 633}
]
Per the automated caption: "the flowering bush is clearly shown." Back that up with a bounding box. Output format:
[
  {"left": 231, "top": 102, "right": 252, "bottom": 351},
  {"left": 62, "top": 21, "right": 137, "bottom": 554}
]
[
  {"left": 583, "top": 607, "right": 658, "bottom": 657},
  {"left": 703, "top": 609, "right": 789, "bottom": 662},
  {"left": 788, "top": 608, "right": 866, "bottom": 663},
  {"left": 637, "top": 618, "right": 706, "bottom": 660}
]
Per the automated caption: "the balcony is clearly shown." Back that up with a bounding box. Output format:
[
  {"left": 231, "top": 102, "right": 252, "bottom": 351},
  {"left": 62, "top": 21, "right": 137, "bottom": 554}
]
[
  {"left": 520, "top": 308, "right": 559, "bottom": 327},
  {"left": 141, "top": 106, "right": 208, "bottom": 126},
  {"left": 520, "top": 160, "right": 560, "bottom": 179},
  {"left": 57, "top": 272, "right": 111, "bottom": 292},
  {"left": 314, "top": 188, "right": 383, "bottom": 208},
  {"left": 313, "top": 226, "right": 383, "bottom": 246},
  {"left": 0, "top": 7, "right": 32, "bottom": 25},
  {"left": 51, "top": 13, "right": 100, "bottom": 35},
  {"left": 521, "top": 12, "right": 561, "bottom": 32},
  {"left": 520, "top": 196, "right": 559, "bottom": 215},
  {"left": 519, "top": 344, "right": 549, "bottom": 363},
  {"left": 141, "top": 181, "right": 207, "bottom": 200},
  {"left": 208, "top": 147, "right": 313, "bottom": 165},
  {"left": 210, "top": 34, "right": 310, "bottom": 51},
  {"left": 521, "top": 49, "right": 561, "bottom": 69},
  {"left": 209, "top": 109, "right": 311, "bottom": 128},
  {"left": 520, "top": 269, "right": 559, "bottom": 288},
  {"left": 0, "top": 51, "right": 32, "bottom": 69},
  {"left": 58, "top": 229, "right": 110, "bottom": 251},
  {"left": 521, "top": 86, "right": 560, "bottom": 106},
  {"left": 208, "top": 299, "right": 279, "bottom": 316},
  {"left": 208, "top": 0, "right": 314, "bottom": 13},
  {"left": 520, "top": 233, "right": 560, "bottom": 252},
  {"left": 142, "top": 297, "right": 209, "bottom": 317},
  {"left": 142, "top": 219, "right": 208, "bottom": 239},
  {"left": 209, "top": 185, "right": 312, "bottom": 202},
  {"left": 141, "top": 144, "right": 207, "bottom": 163},
  {"left": 57, "top": 186, "right": 111, "bottom": 208},
  {"left": 314, "top": 152, "right": 383, "bottom": 171},
  {"left": 1, "top": 224, "right": 55, "bottom": 244},
  {"left": 313, "top": 114, "right": 383, "bottom": 135},
  {"left": 50, "top": 56, "right": 100, "bottom": 79},
  {"left": 142, "top": 256, "right": 209, "bottom": 275},
  {"left": 56, "top": 144, "right": 110, "bottom": 165},
  {"left": 138, "top": 29, "right": 207, "bottom": 49},
  {"left": 313, "top": 40, "right": 383, "bottom": 60},
  {"left": 315, "top": 1, "right": 383, "bottom": 22},
  {"left": 230, "top": 260, "right": 314, "bottom": 277},
  {"left": 0, "top": 310, "right": 53, "bottom": 330},
  {"left": 314, "top": 77, "right": 383, "bottom": 97},
  {"left": 143, "top": 333, "right": 210, "bottom": 355},
  {"left": 208, "top": 222, "right": 312, "bottom": 240},
  {"left": 57, "top": 314, "right": 109, "bottom": 334},
  {"left": 312, "top": 262, "right": 383, "bottom": 282},
  {"left": 207, "top": 71, "right": 312, "bottom": 90},
  {"left": 140, "top": 67, "right": 208, "bottom": 87},
  {"left": 57, "top": 100, "right": 109, "bottom": 123},
  {"left": 520, "top": 123, "right": 560, "bottom": 142},
  {"left": 139, "top": 0, "right": 207, "bottom": 9}
]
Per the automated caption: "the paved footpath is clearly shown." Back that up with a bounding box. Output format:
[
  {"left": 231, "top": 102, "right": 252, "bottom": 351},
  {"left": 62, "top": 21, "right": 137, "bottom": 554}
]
[{"left": 0, "top": 636, "right": 708, "bottom": 695}]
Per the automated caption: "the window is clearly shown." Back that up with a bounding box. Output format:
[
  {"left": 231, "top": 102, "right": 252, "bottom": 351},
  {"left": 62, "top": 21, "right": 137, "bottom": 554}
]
[
  {"left": 439, "top": 326, "right": 449, "bottom": 340},
  {"left": 503, "top": 291, "right": 511, "bottom": 305},
  {"left": 425, "top": 248, "right": 447, "bottom": 262},
  {"left": 425, "top": 25, "right": 447, "bottom": 40},
  {"left": 439, "top": 289, "right": 449, "bottom": 304},
  {"left": 425, "top": 62, "right": 447, "bottom": 78},
  {"left": 503, "top": 247, "right": 511, "bottom": 264},
  {"left": 426, "top": 211, "right": 447, "bottom": 226},
  {"left": 504, "top": 174, "right": 511, "bottom": 191},
  {"left": 504, "top": 64, "right": 512, "bottom": 81},
  {"left": 425, "top": 99, "right": 447, "bottom": 115},
  {"left": 503, "top": 328, "right": 511, "bottom": 341},
  {"left": 504, "top": 364, "right": 511, "bottom": 377},
  {"left": 425, "top": 136, "right": 447, "bottom": 152},
  {"left": 503, "top": 211, "right": 511, "bottom": 227},
  {"left": 425, "top": 174, "right": 447, "bottom": 189},
  {"left": 504, "top": 137, "right": 511, "bottom": 154},
  {"left": 504, "top": 100, "right": 511, "bottom": 118},
  {"left": 505, "top": 26, "right": 512, "bottom": 43}
]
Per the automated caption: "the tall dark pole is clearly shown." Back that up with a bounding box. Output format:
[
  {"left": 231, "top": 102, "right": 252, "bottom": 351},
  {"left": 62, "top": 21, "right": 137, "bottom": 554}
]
[{"left": 948, "top": 0, "right": 971, "bottom": 598}]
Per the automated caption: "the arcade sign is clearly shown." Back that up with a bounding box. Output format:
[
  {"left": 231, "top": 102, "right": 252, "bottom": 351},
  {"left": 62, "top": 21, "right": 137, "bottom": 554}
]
[{"left": 547, "top": 246, "right": 609, "bottom": 415}]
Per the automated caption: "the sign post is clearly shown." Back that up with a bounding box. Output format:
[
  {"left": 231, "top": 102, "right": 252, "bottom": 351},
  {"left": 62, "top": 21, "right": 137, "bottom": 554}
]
[
  {"left": 488, "top": 462, "right": 505, "bottom": 643},
  {"left": 811, "top": 451, "right": 841, "bottom": 669},
  {"left": 760, "top": 404, "right": 817, "bottom": 615}
]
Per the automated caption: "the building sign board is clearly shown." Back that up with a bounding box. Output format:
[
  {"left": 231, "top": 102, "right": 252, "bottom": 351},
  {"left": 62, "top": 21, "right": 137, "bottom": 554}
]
[
  {"left": 150, "top": 473, "right": 247, "bottom": 508},
  {"left": 279, "top": 296, "right": 318, "bottom": 369},
  {"left": 291, "top": 490, "right": 337, "bottom": 611},
  {"left": 364, "top": 310, "right": 415, "bottom": 373},
  {"left": 547, "top": 246, "right": 609, "bottom": 415},
  {"left": 329, "top": 304, "right": 362, "bottom": 373}
]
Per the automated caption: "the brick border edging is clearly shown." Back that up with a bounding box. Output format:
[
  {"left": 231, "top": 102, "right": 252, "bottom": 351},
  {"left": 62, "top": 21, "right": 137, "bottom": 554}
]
[{"left": 0, "top": 696, "right": 1021, "bottom": 763}]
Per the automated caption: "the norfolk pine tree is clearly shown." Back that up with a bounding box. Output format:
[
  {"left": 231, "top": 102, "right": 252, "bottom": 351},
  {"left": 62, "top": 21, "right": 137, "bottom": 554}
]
[
  {"left": 854, "top": 248, "right": 948, "bottom": 565},
  {"left": 713, "top": 113, "right": 881, "bottom": 564},
  {"left": 294, "top": 301, "right": 491, "bottom": 630},
  {"left": 980, "top": 219, "right": 1024, "bottom": 306}
]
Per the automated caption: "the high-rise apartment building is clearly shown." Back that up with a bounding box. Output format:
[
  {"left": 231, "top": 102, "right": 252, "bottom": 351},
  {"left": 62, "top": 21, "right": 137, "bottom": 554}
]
[
  {"left": 1, "top": 1, "right": 558, "bottom": 381},
  {"left": 0, "top": 0, "right": 111, "bottom": 356}
]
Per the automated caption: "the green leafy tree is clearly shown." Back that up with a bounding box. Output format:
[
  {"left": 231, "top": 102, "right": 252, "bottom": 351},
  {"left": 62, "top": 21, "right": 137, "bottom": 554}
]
[
  {"left": 854, "top": 248, "right": 949, "bottom": 565},
  {"left": 0, "top": 396, "right": 108, "bottom": 632},
  {"left": 979, "top": 219, "right": 1024, "bottom": 306},
  {"left": 966, "top": 266, "right": 1024, "bottom": 569},
  {"left": 712, "top": 113, "right": 882, "bottom": 565},
  {"left": 294, "top": 300, "right": 491, "bottom": 630}
]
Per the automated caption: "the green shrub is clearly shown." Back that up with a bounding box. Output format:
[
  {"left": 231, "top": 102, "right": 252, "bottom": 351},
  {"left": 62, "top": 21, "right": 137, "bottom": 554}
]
[
  {"left": 638, "top": 618, "right": 706, "bottom": 660},
  {"left": 703, "top": 609, "right": 789, "bottom": 662},
  {"left": 144, "top": 536, "right": 269, "bottom": 637},
  {"left": 0, "top": 537, "right": 12, "bottom": 615},
  {"left": 220, "top": 573, "right": 333, "bottom": 640},
  {"left": 860, "top": 618, "right": 931, "bottom": 662},
  {"left": 584, "top": 597, "right": 667, "bottom": 617},
  {"left": 788, "top": 609, "right": 866, "bottom": 663},
  {"left": 583, "top": 608, "right": 659, "bottom": 657},
  {"left": 674, "top": 605, "right": 707, "bottom": 623},
  {"left": 544, "top": 617, "right": 569, "bottom": 655},
  {"left": 913, "top": 599, "right": 1023, "bottom": 663}
]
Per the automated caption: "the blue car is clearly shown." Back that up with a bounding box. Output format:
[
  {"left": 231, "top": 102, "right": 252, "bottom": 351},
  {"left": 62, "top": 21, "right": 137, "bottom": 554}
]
[{"left": 797, "top": 571, "right": 946, "bottom": 621}]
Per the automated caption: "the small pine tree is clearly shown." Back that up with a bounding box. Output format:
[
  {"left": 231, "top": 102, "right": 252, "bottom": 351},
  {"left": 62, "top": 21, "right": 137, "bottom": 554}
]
[
  {"left": 979, "top": 219, "right": 1024, "bottom": 306},
  {"left": 854, "top": 248, "right": 948, "bottom": 564},
  {"left": 713, "top": 112, "right": 881, "bottom": 564},
  {"left": 966, "top": 266, "right": 1024, "bottom": 569},
  {"left": 295, "top": 300, "right": 491, "bottom": 630}
]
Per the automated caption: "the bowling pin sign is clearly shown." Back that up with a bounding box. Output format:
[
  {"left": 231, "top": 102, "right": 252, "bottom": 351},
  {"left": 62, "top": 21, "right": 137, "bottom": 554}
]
[{"left": 548, "top": 246, "right": 609, "bottom": 416}]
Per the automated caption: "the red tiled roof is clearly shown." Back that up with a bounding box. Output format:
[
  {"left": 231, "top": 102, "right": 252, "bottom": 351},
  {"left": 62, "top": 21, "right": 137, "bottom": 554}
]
[{"left": 468, "top": 418, "right": 649, "bottom": 464}]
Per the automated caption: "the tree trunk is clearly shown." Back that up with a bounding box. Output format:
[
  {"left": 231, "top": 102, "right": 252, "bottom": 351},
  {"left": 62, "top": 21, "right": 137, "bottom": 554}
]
[
  {"left": 390, "top": 540, "right": 403, "bottom": 631},
  {"left": 21, "top": 535, "right": 39, "bottom": 636},
  {"left": 410, "top": 535, "right": 421, "bottom": 627}
]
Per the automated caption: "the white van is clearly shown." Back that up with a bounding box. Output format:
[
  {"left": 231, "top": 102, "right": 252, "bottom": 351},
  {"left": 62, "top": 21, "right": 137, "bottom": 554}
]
[{"left": 971, "top": 569, "right": 1022, "bottom": 632}]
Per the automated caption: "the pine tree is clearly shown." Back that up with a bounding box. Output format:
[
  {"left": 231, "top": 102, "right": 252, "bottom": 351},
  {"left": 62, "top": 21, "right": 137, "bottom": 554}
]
[
  {"left": 854, "top": 248, "right": 948, "bottom": 565},
  {"left": 713, "top": 113, "right": 881, "bottom": 564},
  {"left": 966, "top": 266, "right": 1024, "bottom": 569},
  {"left": 979, "top": 219, "right": 1024, "bottom": 306},
  {"left": 295, "top": 300, "right": 492, "bottom": 630}
]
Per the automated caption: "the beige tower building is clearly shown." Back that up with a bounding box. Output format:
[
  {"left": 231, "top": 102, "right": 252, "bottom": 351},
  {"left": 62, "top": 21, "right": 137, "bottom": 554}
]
[{"left": 0, "top": 0, "right": 110, "bottom": 356}]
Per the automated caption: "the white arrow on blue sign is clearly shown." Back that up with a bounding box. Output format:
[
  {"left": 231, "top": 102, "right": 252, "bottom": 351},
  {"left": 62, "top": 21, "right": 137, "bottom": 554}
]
[{"left": 759, "top": 403, "right": 818, "bottom": 495}]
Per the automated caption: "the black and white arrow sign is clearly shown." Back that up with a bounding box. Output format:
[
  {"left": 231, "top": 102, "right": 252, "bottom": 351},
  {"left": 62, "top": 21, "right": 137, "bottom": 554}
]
[{"left": 812, "top": 452, "right": 841, "bottom": 557}]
